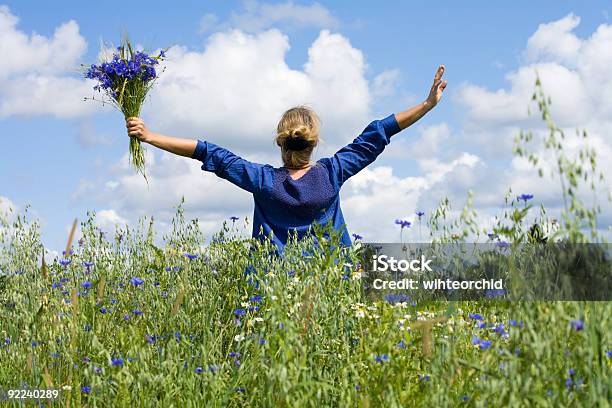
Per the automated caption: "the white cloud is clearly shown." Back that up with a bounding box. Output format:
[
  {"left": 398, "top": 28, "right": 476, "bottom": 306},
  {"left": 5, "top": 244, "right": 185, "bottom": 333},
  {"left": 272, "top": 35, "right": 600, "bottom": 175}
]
[
  {"left": 0, "top": 5, "right": 93, "bottom": 118},
  {"left": 525, "top": 13, "right": 582, "bottom": 64},
  {"left": 96, "top": 209, "right": 128, "bottom": 233},
  {"left": 199, "top": 1, "right": 338, "bottom": 33},
  {"left": 146, "top": 29, "right": 370, "bottom": 155},
  {"left": 372, "top": 69, "right": 400, "bottom": 97}
]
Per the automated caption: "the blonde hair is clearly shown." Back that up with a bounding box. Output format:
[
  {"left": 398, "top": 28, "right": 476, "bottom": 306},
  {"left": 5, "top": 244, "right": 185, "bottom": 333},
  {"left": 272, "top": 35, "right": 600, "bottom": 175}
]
[{"left": 275, "top": 106, "right": 320, "bottom": 169}]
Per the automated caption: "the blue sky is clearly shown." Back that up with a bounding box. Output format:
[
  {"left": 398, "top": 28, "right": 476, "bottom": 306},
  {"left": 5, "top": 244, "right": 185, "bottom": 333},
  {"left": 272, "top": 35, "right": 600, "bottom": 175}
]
[{"left": 1, "top": 0, "right": 611, "bottom": 252}]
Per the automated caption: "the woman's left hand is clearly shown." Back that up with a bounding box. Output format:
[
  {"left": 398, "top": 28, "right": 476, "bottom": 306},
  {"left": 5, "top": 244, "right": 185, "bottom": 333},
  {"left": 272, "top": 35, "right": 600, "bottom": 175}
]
[{"left": 425, "top": 65, "right": 448, "bottom": 109}]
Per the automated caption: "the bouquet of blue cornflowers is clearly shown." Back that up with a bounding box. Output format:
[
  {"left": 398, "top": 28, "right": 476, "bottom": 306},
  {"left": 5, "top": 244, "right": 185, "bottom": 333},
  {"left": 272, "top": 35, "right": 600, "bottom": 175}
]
[{"left": 84, "top": 40, "right": 166, "bottom": 178}]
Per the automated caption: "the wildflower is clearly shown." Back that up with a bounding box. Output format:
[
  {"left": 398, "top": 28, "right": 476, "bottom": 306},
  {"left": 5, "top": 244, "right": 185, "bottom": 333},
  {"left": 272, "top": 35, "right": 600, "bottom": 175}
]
[
  {"left": 352, "top": 233, "right": 363, "bottom": 240},
  {"left": 568, "top": 368, "right": 575, "bottom": 376},
  {"left": 31, "top": 341, "right": 37, "bottom": 347},
  {"left": 81, "top": 386, "right": 91, "bottom": 394},
  {"left": 477, "top": 322, "right": 486, "bottom": 329},
  {"left": 468, "top": 313, "right": 483, "bottom": 321},
  {"left": 249, "top": 295, "right": 262, "bottom": 303},
  {"left": 111, "top": 358, "right": 123, "bottom": 366},
  {"left": 130, "top": 277, "right": 144, "bottom": 286},
  {"left": 234, "top": 359, "right": 241, "bottom": 368},
  {"left": 419, "top": 374, "right": 431, "bottom": 382},
  {"left": 229, "top": 351, "right": 241, "bottom": 358},
  {"left": 395, "top": 219, "right": 411, "bottom": 229},
  {"left": 485, "top": 289, "right": 506, "bottom": 298},
  {"left": 471, "top": 336, "right": 492, "bottom": 350},
  {"left": 287, "top": 270, "right": 296, "bottom": 276},
  {"left": 234, "top": 334, "right": 245, "bottom": 342},
  {"left": 59, "top": 259, "right": 71, "bottom": 267},
  {"left": 234, "top": 309, "right": 247, "bottom": 317},
  {"left": 195, "top": 366, "right": 203, "bottom": 374},
  {"left": 416, "top": 211, "right": 425, "bottom": 218},
  {"left": 565, "top": 378, "right": 573, "bottom": 389},
  {"left": 460, "top": 396, "right": 469, "bottom": 401},
  {"left": 258, "top": 338, "right": 266, "bottom": 345},
  {"left": 123, "top": 314, "right": 130, "bottom": 321},
  {"left": 235, "top": 387, "right": 246, "bottom": 393},
  {"left": 397, "top": 340, "right": 406, "bottom": 349},
  {"left": 132, "top": 309, "right": 143, "bottom": 316},
  {"left": 495, "top": 241, "right": 510, "bottom": 249},
  {"left": 570, "top": 319, "right": 584, "bottom": 331},
  {"left": 100, "top": 308, "right": 107, "bottom": 314},
  {"left": 52, "top": 282, "right": 62, "bottom": 289},
  {"left": 81, "top": 281, "right": 92, "bottom": 289},
  {"left": 83, "top": 261, "right": 94, "bottom": 268},
  {"left": 384, "top": 294, "right": 411, "bottom": 304},
  {"left": 517, "top": 194, "right": 534, "bottom": 202},
  {"left": 184, "top": 253, "right": 198, "bottom": 260},
  {"left": 230, "top": 216, "right": 240, "bottom": 222},
  {"left": 508, "top": 320, "right": 523, "bottom": 327},
  {"left": 145, "top": 334, "right": 156, "bottom": 344},
  {"left": 606, "top": 351, "right": 612, "bottom": 358},
  {"left": 374, "top": 354, "right": 390, "bottom": 363}
]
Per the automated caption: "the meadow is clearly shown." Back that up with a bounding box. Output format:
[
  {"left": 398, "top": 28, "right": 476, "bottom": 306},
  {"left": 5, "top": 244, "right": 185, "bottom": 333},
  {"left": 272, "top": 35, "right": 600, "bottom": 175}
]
[{"left": 0, "top": 81, "right": 610, "bottom": 407}]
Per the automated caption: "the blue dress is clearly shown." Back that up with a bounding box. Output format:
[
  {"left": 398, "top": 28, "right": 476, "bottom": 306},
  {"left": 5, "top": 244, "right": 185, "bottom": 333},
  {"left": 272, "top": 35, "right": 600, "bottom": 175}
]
[{"left": 192, "top": 114, "right": 401, "bottom": 250}]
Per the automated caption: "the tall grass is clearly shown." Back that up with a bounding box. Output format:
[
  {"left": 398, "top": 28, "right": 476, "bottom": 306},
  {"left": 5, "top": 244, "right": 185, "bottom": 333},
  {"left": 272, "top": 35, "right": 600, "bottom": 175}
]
[{"left": 0, "top": 79, "right": 610, "bottom": 407}]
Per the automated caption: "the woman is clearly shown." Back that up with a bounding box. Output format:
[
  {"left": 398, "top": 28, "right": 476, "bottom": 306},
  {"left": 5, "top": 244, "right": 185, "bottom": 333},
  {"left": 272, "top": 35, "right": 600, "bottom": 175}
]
[{"left": 127, "top": 65, "right": 447, "bottom": 250}]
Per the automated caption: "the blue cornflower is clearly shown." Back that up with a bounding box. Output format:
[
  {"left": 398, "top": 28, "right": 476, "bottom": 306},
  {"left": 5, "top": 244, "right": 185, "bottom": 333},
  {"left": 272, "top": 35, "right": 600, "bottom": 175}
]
[
  {"left": 352, "top": 233, "right": 363, "bottom": 240},
  {"left": 59, "top": 259, "right": 71, "bottom": 267},
  {"left": 132, "top": 309, "right": 143, "bottom": 316},
  {"left": 83, "top": 324, "right": 92, "bottom": 331},
  {"left": 31, "top": 341, "right": 37, "bottom": 347},
  {"left": 487, "top": 232, "right": 498, "bottom": 240},
  {"left": 123, "top": 314, "right": 130, "bottom": 321},
  {"left": 517, "top": 194, "right": 534, "bottom": 202},
  {"left": 416, "top": 211, "right": 425, "bottom": 218},
  {"left": 374, "top": 354, "right": 390, "bottom": 363},
  {"left": 477, "top": 322, "right": 487, "bottom": 329},
  {"left": 606, "top": 351, "right": 612, "bottom": 358},
  {"left": 287, "top": 270, "right": 296, "bottom": 276},
  {"left": 570, "top": 319, "right": 584, "bottom": 331},
  {"left": 258, "top": 338, "right": 265, "bottom": 345},
  {"left": 195, "top": 366, "right": 203, "bottom": 374},
  {"left": 397, "top": 340, "right": 406, "bottom": 349},
  {"left": 99, "top": 308, "right": 107, "bottom": 314},
  {"left": 130, "top": 277, "right": 144, "bottom": 286},
  {"left": 234, "top": 359, "right": 241, "bottom": 368},
  {"left": 568, "top": 368, "right": 575, "bottom": 376},
  {"left": 60, "top": 277, "right": 70, "bottom": 283},
  {"left": 81, "top": 281, "right": 92, "bottom": 289},
  {"left": 175, "top": 332, "right": 181, "bottom": 342},
  {"left": 471, "top": 336, "right": 492, "bottom": 350},
  {"left": 495, "top": 241, "right": 510, "bottom": 249},
  {"left": 184, "top": 253, "right": 198, "bottom": 260},
  {"left": 81, "top": 386, "right": 91, "bottom": 393},
  {"left": 395, "top": 219, "right": 411, "bottom": 229},
  {"left": 235, "top": 388, "right": 246, "bottom": 393},
  {"left": 230, "top": 216, "right": 240, "bottom": 222},
  {"left": 249, "top": 295, "right": 262, "bottom": 303},
  {"left": 508, "top": 320, "right": 523, "bottom": 327},
  {"left": 83, "top": 261, "right": 94, "bottom": 268},
  {"left": 341, "top": 275, "right": 349, "bottom": 281},
  {"left": 468, "top": 313, "right": 483, "bottom": 321},
  {"left": 111, "top": 358, "right": 123, "bottom": 366},
  {"left": 4, "top": 338, "right": 10, "bottom": 346},
  {"left": 461, "top": 395, "right": 469, "bottom": 401},
  {"left": 234, "top": 309, "right": 247, "bottom": 317},
  {"left": 419, "top": 374, "right": 431, "bottom": 382},
  {"left": 229, "top": 351, "right": 240, "bottom": 358},
  {"left": 565, "top": 378, "right": 573, "bottom": 389},
  {"left": 52, "top": 282, "right": 62, "bottom": 289},
  {"left": 384, "top": 294, "right": 411, "bottom": 304},
  {"left": 485, "top": 289, "right": 506, "bottom": 298}
]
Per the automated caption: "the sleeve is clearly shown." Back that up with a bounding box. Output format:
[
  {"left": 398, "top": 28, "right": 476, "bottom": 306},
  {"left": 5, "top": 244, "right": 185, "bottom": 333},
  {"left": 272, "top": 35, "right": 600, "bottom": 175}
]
[
  {"left": 323, "top": 114, "right": 401, "bottom": 188},
  {"left": 192, "top": 140, "right": 271, "bottom": 194}
]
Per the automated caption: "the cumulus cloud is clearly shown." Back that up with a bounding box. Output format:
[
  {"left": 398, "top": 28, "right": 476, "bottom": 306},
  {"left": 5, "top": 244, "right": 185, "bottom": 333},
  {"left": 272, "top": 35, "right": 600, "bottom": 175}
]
[
  {"left": 199, "top": 0, "right": 338, "bottom": 33},
  {"left": 146, "top": 29, "right": 370, "bottom": 155},
  {"left": 0, "top": 5, "right": 93, "bottom": 118},
  {"left": 454, "top": 13, "right": 612, "bottom": 236}
]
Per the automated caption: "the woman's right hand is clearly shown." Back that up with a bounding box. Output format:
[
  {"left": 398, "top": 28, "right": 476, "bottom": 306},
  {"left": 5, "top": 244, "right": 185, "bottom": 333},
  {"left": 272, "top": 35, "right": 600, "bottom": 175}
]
[{"left": 126, "top": 117, "right": 153, "bottom": 143}]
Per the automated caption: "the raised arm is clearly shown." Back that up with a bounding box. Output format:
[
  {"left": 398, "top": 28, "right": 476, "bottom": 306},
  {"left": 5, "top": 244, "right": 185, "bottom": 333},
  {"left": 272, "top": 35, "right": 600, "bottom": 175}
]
[
  {"left": 126, "top": 118, "right": 197, "bottom": 157},
  {"left": 125, "top": 118, "right": 271, "bottom": 194},
  {"left": 394, "top": 65, "right": 447, "bottom": 131},
  {"left": 323, "top": 65, "right": 448, "bottom": 188}
]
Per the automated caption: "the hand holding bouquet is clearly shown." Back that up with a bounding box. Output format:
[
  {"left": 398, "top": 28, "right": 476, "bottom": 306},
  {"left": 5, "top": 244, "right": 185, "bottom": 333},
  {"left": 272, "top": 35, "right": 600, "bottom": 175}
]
[{"left": 84, "top": 40, "right": 166, "bottom": 178}]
